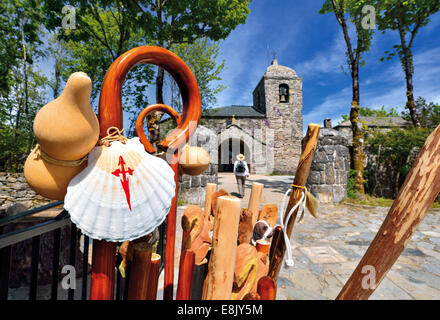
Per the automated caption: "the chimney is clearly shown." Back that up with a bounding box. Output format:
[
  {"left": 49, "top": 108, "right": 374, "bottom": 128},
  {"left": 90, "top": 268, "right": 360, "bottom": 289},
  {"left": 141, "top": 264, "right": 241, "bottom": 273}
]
[{"left": 324, "top": 118, "right": 332, "bottom": 129}]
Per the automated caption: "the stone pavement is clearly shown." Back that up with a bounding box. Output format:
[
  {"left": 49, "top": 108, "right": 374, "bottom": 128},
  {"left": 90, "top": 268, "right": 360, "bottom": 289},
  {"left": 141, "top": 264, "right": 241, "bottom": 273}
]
[{"left": 196, "top": 172, "right": 440, "bottom": 300}]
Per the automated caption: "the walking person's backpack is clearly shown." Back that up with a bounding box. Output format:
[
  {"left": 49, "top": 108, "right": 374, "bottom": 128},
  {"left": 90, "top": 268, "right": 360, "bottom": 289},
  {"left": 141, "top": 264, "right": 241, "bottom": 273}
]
[{"left": 236, "top": 160, "right": 246, "bottom": 173}]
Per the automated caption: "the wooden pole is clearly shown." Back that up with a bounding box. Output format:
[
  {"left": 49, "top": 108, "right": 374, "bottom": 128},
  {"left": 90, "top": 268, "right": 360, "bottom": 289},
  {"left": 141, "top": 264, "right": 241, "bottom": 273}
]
[
  {"left": 248, "top": 182, "right": 264, "bottom": 227},
  {"left": 127, "top": 235, "right": 154, "bottom": 300},
  {"left": 176, "top": 250, "right": 195, "bottom": 300},
  {"left": 164, "top": 156, "right": 179, "bottom": 300},
  {"left": 337, "top": 124, "right": 440, "bottom": 300},
  {"left": 146, "top": 253, "right": 161, "bottom": 300},
  {"left": 204, "top": 196, "right": 241, "bottom": 300},
  {"left": 268, "top": 123, "right": 320, "bottom": 280},
  {"left": 90, "top": 240, "right": 116, "bottom": 300},
  {"left": 257, "top": 276, "right": 277, "bottom": 300},
  {"left": 191, "top": 259, "right": 209, "bottom": 300}
]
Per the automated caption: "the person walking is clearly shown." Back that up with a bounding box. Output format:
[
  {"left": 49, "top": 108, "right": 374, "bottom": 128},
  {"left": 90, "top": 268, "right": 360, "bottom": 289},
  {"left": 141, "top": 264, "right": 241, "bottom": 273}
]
[{"left": 233, "top": 153, "right": 249, "bottom": 198}]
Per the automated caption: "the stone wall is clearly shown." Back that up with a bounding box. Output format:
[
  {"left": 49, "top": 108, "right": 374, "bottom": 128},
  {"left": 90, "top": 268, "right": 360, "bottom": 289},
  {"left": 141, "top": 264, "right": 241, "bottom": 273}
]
[
  {"left": 306, "top": 121, "right": 350, "bottom": 203},
  {"left": 0, "top": 172, "right": 51, "bottom": 210},
  {"left": 177, "top": 126, "right": 218, "bottom": 207}
]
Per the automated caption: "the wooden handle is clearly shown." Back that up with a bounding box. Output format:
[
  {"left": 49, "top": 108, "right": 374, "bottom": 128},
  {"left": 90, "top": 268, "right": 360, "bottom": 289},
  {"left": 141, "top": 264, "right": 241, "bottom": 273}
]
[
  {"left": 98, "top": 45, "right": 201, "bottom": 151},
  {"left": 204, "top": 196, "right": 241, "bottom": 300},
  {"left": 135, "top": 104, "right": 182, "bottom": 153},
  {"left": 268, "top": 123, "right": 320, "bottom": 280},
  {"left": 248, "top": 182, "right": 264, "bottom": 227},
  {"left": 337, "top": 124, "right": 440, "bottom": 300},
  {"left": 257, "top": 276, "right": 277, "bottom": 300}
]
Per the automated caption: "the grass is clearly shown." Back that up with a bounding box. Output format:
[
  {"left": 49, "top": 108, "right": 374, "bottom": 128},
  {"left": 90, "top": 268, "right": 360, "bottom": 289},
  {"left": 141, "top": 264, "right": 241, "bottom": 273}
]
[{"left": 341, "top": 194, "right": 440, "bottom": 209}]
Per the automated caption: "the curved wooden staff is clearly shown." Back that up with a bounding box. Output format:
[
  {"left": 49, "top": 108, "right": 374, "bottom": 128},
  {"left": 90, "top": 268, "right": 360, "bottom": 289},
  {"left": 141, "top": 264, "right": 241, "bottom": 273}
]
[
  {"left": 337, "top": 124, "right": 440, "bottom": 299},
  {"left": 93, "top": 45, "right": 201, "bottom": 300},
  {"left": 268, "top": 123, "right": 320, "bottom": 280}
]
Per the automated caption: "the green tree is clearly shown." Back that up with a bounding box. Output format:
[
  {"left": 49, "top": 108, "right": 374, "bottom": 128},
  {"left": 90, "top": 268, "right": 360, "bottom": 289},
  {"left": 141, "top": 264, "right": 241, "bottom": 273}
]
[
  {"left": 159, "top": 38, "right": 226, "bottom": 139},
  {"left": 0, "top": 0, "right": 44, "bottom": 96},
  {"left": 132, "top": 0, "right": 252, "bottom": 143},
  {"left": 341, "top": 105, "right": 399, "bottom": 122},
  {"left": 376, "top": 0, "right": 440, "bottom": 127},
  {"left": 401, "top": 97, "right": 440, "bottom": 129},
  {"left": 320, "top": 0, "right": 376, "bottom": 195},
  {"left": 367, "top": 126, "right": 430, "bottom": 196},
  {"left": 43, "top": 1, "right": 156, "bottom": 125},
  {"left": 0, "top": 64, "right": 48, "bottom": 171},
  {"left": 167, "top": 38, "right": 226, "bottom": 112}
]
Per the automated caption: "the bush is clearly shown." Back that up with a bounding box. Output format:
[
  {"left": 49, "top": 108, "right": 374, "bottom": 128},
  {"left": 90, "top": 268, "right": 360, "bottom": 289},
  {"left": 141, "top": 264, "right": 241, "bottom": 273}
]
[{"left": 347, "top": 169, "right": 358, "bottom": 199}]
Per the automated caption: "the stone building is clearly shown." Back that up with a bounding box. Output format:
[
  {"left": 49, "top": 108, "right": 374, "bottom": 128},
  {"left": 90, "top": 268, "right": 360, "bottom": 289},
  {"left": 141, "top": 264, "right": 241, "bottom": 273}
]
[{"left": 202, "top": 59, "right": 303, "bottom": 175}]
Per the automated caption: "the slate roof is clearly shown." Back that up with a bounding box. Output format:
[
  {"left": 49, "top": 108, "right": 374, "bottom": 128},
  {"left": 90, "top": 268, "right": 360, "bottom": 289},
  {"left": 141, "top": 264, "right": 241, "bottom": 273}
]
[
  {"left": 203, "top": 105, "right": 266, "bottom": 118},
  {"left": 335, "top": 116, "right": 409, "bottom": 128}
]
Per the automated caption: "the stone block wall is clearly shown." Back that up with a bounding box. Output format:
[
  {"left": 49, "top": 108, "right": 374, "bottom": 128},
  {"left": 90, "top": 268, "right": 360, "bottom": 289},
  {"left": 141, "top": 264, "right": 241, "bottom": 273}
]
[
  {"left": 177, "top": 126, "right": 218, "bottom": 207},
  {"left": 306, "top": 122, "right": 350, "bottom": 203},
  {"left": 0, "top": 172, "right": 51, "bottom": 210}
]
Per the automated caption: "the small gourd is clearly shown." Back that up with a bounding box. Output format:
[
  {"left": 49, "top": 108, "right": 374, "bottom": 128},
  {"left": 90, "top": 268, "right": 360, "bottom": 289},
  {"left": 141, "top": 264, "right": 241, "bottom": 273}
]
[
  {"left": 24, "top": 149, "right": 87, "bottom": 200},
  {"left": 24, "top": 72, "right": 99, "bottom": 200},
  {"left": 33, "top": 72, "right": 99, "bottom": 161},
  {"left": 179, "top": 144, "right": 210, "bottom": 176}
]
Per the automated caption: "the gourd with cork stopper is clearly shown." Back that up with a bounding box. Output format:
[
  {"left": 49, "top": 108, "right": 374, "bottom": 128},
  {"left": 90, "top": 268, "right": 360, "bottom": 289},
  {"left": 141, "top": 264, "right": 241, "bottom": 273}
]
[
  {"left": 179, "top": 143, "right": 210, "bottom": 176},
  {"left": 24, "top": 72, "right": 100, "bottom": 200}
]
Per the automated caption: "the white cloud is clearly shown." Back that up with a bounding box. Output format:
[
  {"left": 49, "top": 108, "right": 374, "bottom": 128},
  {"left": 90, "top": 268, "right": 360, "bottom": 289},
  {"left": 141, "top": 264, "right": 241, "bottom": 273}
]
[{"left": 295, "top": 34, "right": 347, "bottom": 77}]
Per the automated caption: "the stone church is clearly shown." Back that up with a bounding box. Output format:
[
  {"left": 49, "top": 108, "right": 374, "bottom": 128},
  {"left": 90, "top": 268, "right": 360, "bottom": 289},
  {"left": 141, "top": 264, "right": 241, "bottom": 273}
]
[{"left": 202, "top": 59, "right": 303, "bottom": 175}]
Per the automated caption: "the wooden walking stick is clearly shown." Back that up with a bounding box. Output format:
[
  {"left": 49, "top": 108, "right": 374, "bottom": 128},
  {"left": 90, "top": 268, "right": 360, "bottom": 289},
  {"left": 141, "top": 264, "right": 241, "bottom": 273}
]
[
  {"left": 268, "top": 123, "right": 320, "bottom": 280},
  {"left": 146, "top": 253, "right": 161, "bottom": 300},
  {"left": 92, "top": 45, "right": 201, "bottom": 300},
  {"left": 204, "top": 196, "right": 241, "bottom": 300},
  {"left": 176, "top": 250, "right": 195, "bottom": 300},
  {"left": 231, "top": 243, "right": 258, "bottom": 300},
  {"left": 337, "top": 125, "right": 440, "bottom": 300},
  {"left": 248, "top": 182, "right": 264, "bottom": 227},
  {"left": 204, "top": 183, "right": 217, "bottom": 218},
  {"left": 127, "top": 234, "right": 155, "bottom": 300}
]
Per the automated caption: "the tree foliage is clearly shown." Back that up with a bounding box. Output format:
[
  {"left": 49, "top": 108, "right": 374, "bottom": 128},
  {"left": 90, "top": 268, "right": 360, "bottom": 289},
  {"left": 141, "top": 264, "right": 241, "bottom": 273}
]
[
  {"left": 366, "top": 126, "right": 430, "bottom": 196},
  {"left": 376, "top": 0, "right": 440, "bottom": 127},
  {"left": 401, "top": 96, "right": 440, "bottom": 129},
  {"left": 131, "top": 0, "right": 252, "bottom": 143},
  {"left": 320, "top": 0, "right": 376, "bottom": 195},
  {"left": 341, "top": 105, "right": 399, "bottom": 122}
]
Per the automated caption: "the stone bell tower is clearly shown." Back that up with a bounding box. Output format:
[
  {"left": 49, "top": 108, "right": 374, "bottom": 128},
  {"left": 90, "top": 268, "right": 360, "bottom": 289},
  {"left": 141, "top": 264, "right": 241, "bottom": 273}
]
[{"left": 252, "top": 59, "right": 303, "bottom": 174}]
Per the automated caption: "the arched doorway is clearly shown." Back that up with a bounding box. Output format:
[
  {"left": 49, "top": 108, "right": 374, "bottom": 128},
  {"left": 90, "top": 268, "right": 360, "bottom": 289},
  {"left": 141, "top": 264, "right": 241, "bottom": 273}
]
[{"left": 218, "top": 138, "right": 251, "bottom": 173}]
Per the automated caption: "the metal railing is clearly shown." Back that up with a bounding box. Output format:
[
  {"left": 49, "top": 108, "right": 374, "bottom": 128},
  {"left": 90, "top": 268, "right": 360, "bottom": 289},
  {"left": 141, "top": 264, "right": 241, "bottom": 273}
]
[{"left": 0, "top": 202, "right": 166, "bottom": 300}]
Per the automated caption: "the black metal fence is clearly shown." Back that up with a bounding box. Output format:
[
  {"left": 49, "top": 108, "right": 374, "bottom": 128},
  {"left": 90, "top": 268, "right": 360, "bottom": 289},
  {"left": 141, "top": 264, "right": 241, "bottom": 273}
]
[{"left": 0, "top": 202, "right": 166, "bottom": 300}]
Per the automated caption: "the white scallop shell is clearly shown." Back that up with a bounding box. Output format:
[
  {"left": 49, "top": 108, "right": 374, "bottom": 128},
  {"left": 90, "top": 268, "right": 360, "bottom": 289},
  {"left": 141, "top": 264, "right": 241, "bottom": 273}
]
[{"left": 64, "top": 137, "right": 175, "bottom": 242}]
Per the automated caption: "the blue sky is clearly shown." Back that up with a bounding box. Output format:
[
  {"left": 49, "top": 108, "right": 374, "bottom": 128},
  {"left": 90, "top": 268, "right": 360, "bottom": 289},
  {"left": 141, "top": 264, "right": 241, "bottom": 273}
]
[
  {"left": 37, "top": 1, "right": 440, "bottom": 135},
  {"left": 213, "top": 1, "right": 440, "bottom": 132}
]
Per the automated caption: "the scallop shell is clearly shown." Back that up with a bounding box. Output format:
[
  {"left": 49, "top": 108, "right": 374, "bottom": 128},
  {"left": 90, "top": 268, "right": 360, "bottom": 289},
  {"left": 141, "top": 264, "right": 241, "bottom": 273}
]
[{"left": 64, "top": 137, "right": 175, "bottom": 242}]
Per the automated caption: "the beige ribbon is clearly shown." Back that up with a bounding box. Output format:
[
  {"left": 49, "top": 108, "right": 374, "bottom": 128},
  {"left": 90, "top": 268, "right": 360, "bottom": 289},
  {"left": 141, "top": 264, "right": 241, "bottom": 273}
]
[
  {"left": 98, "top": 126, "right": 128, "bottom": 146},
  {"left": 32, "top": 144, "right": 88, "bottom": 167}
]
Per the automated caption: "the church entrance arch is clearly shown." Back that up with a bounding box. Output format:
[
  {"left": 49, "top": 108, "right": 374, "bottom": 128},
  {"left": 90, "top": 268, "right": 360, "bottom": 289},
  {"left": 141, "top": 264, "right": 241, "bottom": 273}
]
[{"left": 218, "top": 138, "right": 251, "bottom": 173}]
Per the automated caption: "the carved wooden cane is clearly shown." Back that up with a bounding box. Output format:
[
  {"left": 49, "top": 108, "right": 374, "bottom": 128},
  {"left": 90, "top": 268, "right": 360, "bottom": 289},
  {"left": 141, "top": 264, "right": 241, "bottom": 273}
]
[
  {"left": 268, "top": 123, "right": 320, "bottom": 280},
  {"left": 337, "top": 124, "right": 440, "bottom": 299},
  {"left": 93, "top": 45, "right": 201, "bottom": 300}
]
